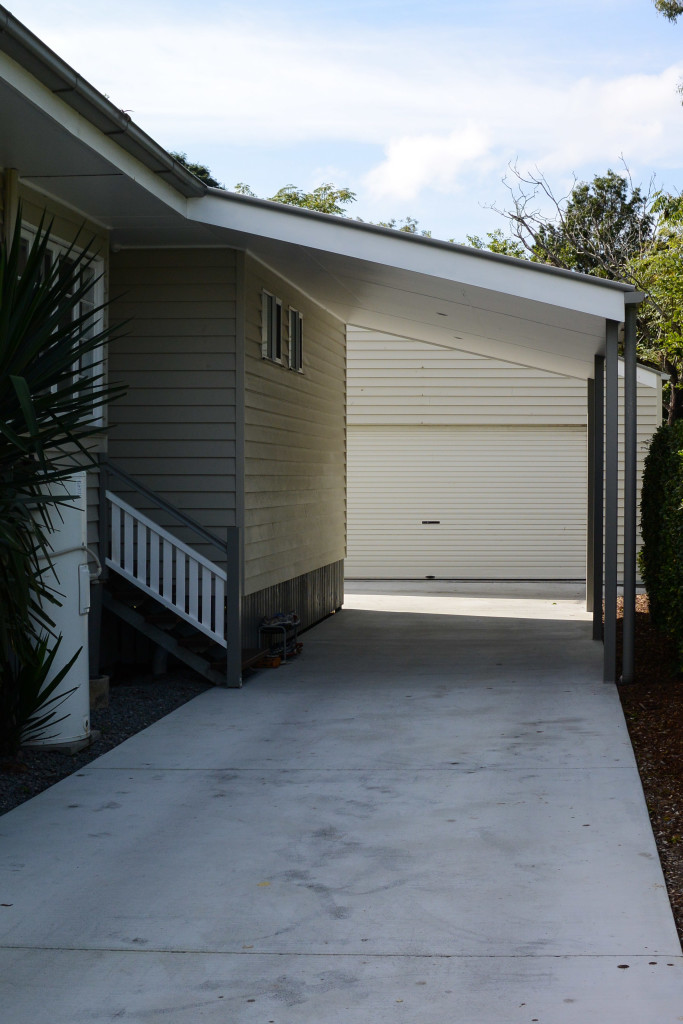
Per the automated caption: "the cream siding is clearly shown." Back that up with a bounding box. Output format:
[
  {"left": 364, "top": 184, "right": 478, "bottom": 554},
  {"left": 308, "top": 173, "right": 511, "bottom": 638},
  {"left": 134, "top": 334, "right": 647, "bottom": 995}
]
[
  {"left": 108, "top": 249, "right": 238, "bottom": 558},
  {"left": 348, "top": 330, "right": 588, "bottom": 426},
  {"left": 244, "top": 255, "right": 346, "bottom": 595},
  {"left": 347, "top": 330, "right": 662, "bottom": 580}
]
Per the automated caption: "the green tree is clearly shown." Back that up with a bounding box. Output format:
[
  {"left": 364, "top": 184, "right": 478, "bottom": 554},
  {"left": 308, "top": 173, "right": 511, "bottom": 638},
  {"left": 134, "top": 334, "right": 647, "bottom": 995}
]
[
  {"left": 374, "top": 216, "right": 431, "bottom": 237},
  {"left": 655, "top": 0, "right": 683, "bottom": 20},
  {"left": 268, "top": 183, "right": 356, "bottom": 216},
  {"left": 630, "top": 195, "right": 683, "bottom": 422},
  {"left": 172, "top": 151, "right": 430, "bottom": 232},
  {"left": 496, "top": 167, "right": 656, "bottom": 277},
  {"left": 493, "top": 166, "right": 683, "bottom": 421},
  {"left": 169, "top": 152, "right": 223, "bottom": 188},
  {"left": 465, "top": 229, "right": 526, "bottom": 258}
]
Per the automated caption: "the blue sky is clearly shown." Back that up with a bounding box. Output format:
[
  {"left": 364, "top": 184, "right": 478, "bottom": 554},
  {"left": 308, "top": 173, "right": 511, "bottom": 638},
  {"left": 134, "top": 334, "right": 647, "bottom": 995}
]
[{"left": 6, "top": 0, "right": 683, "bottom": 241}]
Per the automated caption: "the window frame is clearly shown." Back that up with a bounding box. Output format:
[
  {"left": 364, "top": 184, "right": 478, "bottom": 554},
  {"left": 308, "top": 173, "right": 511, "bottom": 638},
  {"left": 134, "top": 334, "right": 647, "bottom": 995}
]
[
  {"left": 288, "top": 307, "right": 304, "bottom": 372},
  {"left": 20, "top": 225, "right": 106, "bottom": 428},
  {"left": 261, "top": 289, "right": 283, "bottom": 364}
]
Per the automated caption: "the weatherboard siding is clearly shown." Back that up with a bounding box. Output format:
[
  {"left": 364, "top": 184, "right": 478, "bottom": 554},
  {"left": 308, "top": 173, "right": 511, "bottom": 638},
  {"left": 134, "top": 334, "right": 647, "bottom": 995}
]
[
  {"left": 243, "top": 255, "right": 346, "bottom": 596},
  {"left": 347, "top": 330, "right": 588, "bottom": 426},
  {"left": 107, "top": 248, "right": 238, "bottom": 560}
]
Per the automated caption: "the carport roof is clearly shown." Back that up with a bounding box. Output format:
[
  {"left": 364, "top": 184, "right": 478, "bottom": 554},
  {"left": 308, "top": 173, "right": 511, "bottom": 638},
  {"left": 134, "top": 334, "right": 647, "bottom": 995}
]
[{"left": 0, "top": 5, "right": 635, "bottom": 378}]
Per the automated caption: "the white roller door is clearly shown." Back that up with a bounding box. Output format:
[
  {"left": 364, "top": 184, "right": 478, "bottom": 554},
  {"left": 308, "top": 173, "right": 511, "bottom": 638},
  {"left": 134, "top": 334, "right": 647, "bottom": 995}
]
[{"left": 346, "top": 425, "right": 587, "bottom": 579}]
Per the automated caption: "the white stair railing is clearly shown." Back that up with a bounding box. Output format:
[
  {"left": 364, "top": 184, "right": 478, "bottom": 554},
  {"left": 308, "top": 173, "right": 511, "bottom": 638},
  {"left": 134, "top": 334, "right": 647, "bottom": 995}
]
[{"left": 105, "top": 490, "right": 227, "bottom": 647}]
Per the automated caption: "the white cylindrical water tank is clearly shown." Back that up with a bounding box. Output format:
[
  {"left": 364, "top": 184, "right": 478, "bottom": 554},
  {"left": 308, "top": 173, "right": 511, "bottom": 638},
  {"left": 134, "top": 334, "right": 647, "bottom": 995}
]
[{"left": 28, "top": 471, "right": 91, "bottom": 747}]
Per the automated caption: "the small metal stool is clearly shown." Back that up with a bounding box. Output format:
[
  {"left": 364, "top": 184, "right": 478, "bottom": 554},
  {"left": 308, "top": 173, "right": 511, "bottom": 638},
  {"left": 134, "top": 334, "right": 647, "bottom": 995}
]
[{"left": 258, "top": 620, "right": 299, "bottom": 663}]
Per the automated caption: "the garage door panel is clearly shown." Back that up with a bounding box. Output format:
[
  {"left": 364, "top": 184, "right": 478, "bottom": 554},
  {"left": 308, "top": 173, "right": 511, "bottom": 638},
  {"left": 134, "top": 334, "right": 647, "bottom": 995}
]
[{"left": 346, "top": 426, "right": 587, "bottom": 579}]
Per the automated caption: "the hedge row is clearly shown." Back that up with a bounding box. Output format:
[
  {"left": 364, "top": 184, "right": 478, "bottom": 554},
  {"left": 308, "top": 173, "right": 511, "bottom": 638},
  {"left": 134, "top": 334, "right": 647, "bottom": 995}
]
[{"left": 639, "top": 420, "right": 683, "bottom": 662}]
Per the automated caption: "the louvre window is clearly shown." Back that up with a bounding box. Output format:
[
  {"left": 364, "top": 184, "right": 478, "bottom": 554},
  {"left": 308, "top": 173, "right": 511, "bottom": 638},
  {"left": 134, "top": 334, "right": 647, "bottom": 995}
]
[
  {"left": 289, "top": 308, "right": 303, "bottom": 372},
  {"left": 261, "top": 290, "right": 282, "bottom": 363}
]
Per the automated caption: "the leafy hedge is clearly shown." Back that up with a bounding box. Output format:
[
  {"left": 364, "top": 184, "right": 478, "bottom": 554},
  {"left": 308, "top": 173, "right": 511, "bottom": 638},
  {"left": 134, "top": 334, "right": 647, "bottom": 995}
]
[{"left": 639, "top": 421, "right": 683, "bottom": 662}]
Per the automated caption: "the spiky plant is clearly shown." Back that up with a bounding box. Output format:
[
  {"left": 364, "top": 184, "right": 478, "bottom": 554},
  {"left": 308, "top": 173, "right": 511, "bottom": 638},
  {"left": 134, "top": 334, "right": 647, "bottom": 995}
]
[{"left": 0, "top": 211, "right": 125, "bottom": 754}]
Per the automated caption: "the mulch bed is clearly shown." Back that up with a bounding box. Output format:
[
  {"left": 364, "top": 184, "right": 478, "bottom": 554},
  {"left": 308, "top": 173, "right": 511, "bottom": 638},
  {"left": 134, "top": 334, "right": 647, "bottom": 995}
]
[
  {"left": 0, "top": 670, "right": 209, "bottom": 816},
  {"left": 617, "top": 594, "right": 683, "bottom": 944}
]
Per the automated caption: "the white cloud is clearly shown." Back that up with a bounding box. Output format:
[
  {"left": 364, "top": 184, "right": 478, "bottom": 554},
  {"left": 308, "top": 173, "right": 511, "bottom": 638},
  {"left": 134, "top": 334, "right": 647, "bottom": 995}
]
[
  {"left": 5, "top": 2, "right": 683, "bottom": 219},
  {"left": 364, "top": 127, "right": 491, "bottom": 201},
  {"left": 361, "top": 64, "right": 683, "bottom": 202}
]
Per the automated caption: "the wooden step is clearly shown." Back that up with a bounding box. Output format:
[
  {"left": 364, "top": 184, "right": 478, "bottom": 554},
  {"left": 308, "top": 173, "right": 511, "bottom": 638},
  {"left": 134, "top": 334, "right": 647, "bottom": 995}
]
[{"left": 103, "top": 588, "right": 238, "bottom": 688}]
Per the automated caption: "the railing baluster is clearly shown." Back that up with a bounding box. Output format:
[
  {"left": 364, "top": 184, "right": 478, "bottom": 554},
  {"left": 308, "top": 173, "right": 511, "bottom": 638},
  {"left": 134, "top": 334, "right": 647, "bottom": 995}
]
[
  {"left": 189, "top": 558, "right": 199, "bottom": 622},
  {"left": 162, "top": 538, "right": 173, "bottom": 602},
  {"left": 149, "top": 531, "right": 160, "bottom": 593},
  {"left": 105, "top": 490, "right": 228, "bottom": 647},
  {"left": 176, "top": 550, "right": 186, "bottom": 613},
  {"left": 124, "top": 511, "right": 134, "bottom": 574},
  {"left": 136, "top": 523, "right": 147, "bottom": 585},
  {"left": 201, "top": 567, "right": 212, "bottom": 630},
  {"left": 111, "top": 501, "right": 121, "bottom": 567},
  {"left": 214, "top": 576, "right": 225, "bottom": 641}
]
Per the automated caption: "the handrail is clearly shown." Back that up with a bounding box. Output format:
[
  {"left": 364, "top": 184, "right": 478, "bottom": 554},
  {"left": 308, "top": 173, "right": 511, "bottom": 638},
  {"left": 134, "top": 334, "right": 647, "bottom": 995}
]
[
  {"left": 100, "top": 456, "right": 229, "bottom": 555},
  {"left": 105, "top": 490, "right": 228, "bottom": 646},
  {"left": 106, "top": 492, "right": 227, "bottom": 579}
]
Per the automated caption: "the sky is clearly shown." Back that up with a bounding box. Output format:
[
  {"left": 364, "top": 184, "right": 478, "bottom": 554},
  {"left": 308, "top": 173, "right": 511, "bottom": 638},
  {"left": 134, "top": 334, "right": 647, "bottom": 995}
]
[{"left": 5, "top": 0, "right": 683, "bottom": 242}]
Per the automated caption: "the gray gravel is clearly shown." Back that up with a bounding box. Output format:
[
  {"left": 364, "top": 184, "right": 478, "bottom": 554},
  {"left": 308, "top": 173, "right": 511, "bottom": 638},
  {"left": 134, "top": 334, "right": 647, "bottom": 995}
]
[{"left": 0, "top": 671, "right": 210, "bottom": 816}]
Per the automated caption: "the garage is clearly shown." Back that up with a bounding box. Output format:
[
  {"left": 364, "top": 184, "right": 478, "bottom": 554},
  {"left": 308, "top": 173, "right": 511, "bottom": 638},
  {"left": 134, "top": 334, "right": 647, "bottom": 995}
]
[
  {"left": 347, "top": 424, "right": 587, "bottom": 579},
  {"left": 346, "top": 329, "right": 661, "bottom": 581}
]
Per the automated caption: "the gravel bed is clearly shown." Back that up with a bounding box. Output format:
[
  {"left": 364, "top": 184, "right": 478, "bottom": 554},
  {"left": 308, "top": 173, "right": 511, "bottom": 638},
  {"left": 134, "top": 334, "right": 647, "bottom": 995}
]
[{"left": 0, "top": 670, "right": 210, "bottom": 816}]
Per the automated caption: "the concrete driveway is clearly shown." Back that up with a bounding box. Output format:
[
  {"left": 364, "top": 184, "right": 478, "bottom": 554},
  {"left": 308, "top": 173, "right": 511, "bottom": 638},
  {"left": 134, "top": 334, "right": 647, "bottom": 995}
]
[{"left": 1, "top": 583, "right": 681, "bottom": 1022}]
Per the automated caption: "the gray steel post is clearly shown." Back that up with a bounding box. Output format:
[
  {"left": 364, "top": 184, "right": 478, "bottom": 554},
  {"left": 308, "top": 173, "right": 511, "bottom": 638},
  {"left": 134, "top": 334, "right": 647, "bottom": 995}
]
[
  {"left": 604, "top": 325, "right": 619, "bottom": 682},
  {"left": 622, "top": 302, "right": 638, "bottom": 683},
  {"left": 225, "top": 526, "right": 243, "bottom": 688},
  {"left": 225, "top": 251, "right": 246, "bottom": 690},
  {"left": 586, "top": 378, "right": 595, "bottom": 613},
  {"left": 593, "top": 356, "right": 604, "bottom": 641}
]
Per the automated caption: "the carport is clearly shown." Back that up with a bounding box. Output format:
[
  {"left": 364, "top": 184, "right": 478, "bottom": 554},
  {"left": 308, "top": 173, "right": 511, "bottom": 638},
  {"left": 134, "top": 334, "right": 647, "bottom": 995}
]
[
  {"left": 0, "top": 6, "right": 640, "bottom": 683},
  {"left": 188, "top": 189, "right": 642, "bottom": 684}
]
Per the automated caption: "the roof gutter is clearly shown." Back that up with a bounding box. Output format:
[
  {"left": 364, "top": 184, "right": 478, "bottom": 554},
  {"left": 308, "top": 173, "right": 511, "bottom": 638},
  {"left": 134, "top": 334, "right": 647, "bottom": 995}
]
[
  {"left": 0, "top": 5, "right": 206, "bottom": 199},
  {"left": 205, "top": 186, "right": 637, "bottom": 295}
]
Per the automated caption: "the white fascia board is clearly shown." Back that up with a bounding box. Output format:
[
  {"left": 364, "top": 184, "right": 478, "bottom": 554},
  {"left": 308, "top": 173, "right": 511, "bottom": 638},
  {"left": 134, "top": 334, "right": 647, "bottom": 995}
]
[
  {"left": 0, "top": 53, "right": 189, "bottom": 219},
  {"left": 617, "top": 359, "right": 660, "bottom": 389},
  {"left": 191, "top": 194, "right": 631, "bottom": 323}
]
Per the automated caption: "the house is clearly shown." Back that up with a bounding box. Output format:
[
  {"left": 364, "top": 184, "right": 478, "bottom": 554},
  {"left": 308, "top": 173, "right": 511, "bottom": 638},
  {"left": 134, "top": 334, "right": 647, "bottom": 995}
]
[
  {"left": 346, "top": 328, "right": 662, "bottom": 581},
  {"left": 0, "top": 8, "right": 642, "bottom": 693}
]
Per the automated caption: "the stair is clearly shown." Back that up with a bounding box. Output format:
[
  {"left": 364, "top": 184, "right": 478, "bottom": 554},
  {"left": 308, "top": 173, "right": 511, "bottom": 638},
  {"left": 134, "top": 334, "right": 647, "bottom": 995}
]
[
  {"left": 103, "top": 578, "right": 231, "bottom": 686},
  {"left": 99, "top": 463, "right": 245, "bottom": 687}
]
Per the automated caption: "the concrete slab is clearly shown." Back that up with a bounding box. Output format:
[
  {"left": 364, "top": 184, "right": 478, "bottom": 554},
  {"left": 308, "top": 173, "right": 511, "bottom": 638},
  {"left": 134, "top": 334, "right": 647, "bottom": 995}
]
[
  {"left": 0, "top": 765, "right": 674, "bottom": 957},
  {"left": 1, "top": 948, "right": 682, "bottom": 1024},
  {"left": 1, "top": 584, "right": 681, "bottom": 1021}
]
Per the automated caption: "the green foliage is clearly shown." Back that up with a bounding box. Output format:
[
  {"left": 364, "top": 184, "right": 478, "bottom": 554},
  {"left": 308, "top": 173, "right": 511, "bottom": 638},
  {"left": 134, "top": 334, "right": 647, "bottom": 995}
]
[
  {"left": 639, "top": 422, "right": 683, "bottom": 665},
  {"left": 267, "top": 183, "right": 356, "bottom": 216},
  {"left": 375, "top": 216, "right": 431, "bottom": 237},
  {"left": 529, "top": 170, "right": 655, "bottom": 278},
  {"left": 0, "top": 636, "right": 79, "bottom": 753},
  {"left": 655, "top": 0, "right": 683, "bottom": 20},
  {"left": 629, "top": 195, "right": 683, "bottom": 422},
  {"left": 169, "top": 152, "right": 223, "bottom": 188},
  {"left": 495, "top": 165, "right": 683, "bottom": 419},
  {"left": 0, "top": 212, "right": 125, "bottom": 755},
  {"left": 229, "top": 177, "right": 431, "bottom": 234},
  {"left": 465, "top": 229, "right": 526, "bottom": 259}
]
